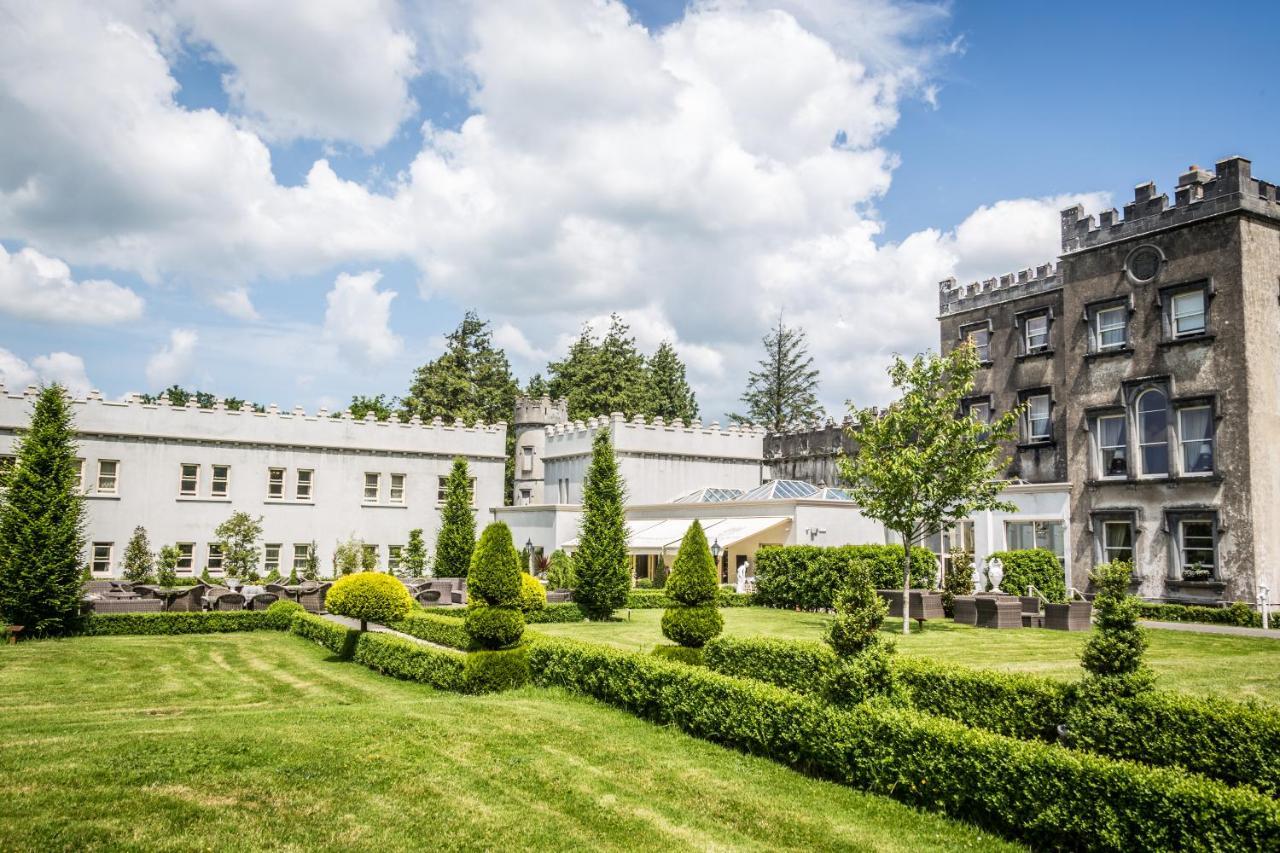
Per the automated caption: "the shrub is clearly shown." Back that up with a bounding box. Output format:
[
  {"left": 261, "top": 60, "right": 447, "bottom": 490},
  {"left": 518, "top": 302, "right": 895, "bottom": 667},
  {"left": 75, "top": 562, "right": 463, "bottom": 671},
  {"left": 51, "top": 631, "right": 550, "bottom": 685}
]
[
  {"left": 704, "top": 636, "right": 834, "bottom": 694},
  {"left": 573, "top": 429, "right": 630, "bottom": 619},
  {"left": 753, "top": 544, "right": 936, "bottom": 610},
  {"left": 545, "top": 549, "right": 576, "bottom": 590},
  {"left": 659, "top": 605, "right": 723, "bottom": 648},
  {"left": 1079, "top": 560, "right": 1151, "bottom": 693},
  {"left": 468, "top": 522, "right": 521, "bottom": 607},
  {"left": 80, "top": 611, "right": 282, "bottom": 636},
  {"left": 633, "top": 577, "right": 653, "bottom": 589},
  {"left": 325, "top": 571, "right": 414, "bottom": 630},
  {"left": 525, "top": 602, "right": 585, "bottom": 623},
  {"left": 215, "top": 511, "right": 264, "bottom": 582},
  {"left": 292, "top": 612, "right": 359, "bottom": 658},
  {"left": 529, "top": 639, "right": 1280, "bottom": 851},
  {"left": 990, "top": 548, "right": 1066, "bottom": 602},
  {"left": 1138, "top": 600, "right": 1261, "bottom": 628},
  {"left": 388, "top": 611, "right": 472, "bottom": 650},
  {"left": 464, "top": 604, "right": 525, "bottom": 649},
  {"left": 333, "top": 537, "right": 375, "bottom": 576},
  {"left": 263, "top": 599, "right": 304, "bottom": 630},
  {"left": 402, "top": 528, "right": 428, "bottom": 576},
  {"left": 435, "top": 457, "right": 476, "bottom": 577},
  {"left": 824, "top": 561, "right": 887, "bottom": 658},
  {"left": 121, "top": 526, "right": 155, "bottom": 584},
  {"left": 156, "top": 545, "right": 180, "bottom": 588},
  {"left": 519, "top": 572, "right": 547, "bottom": 614},
  {"left": 462, "top": 646, "right": 531, "bottom": 693},
  {"left": 941, "top": 548, "right": 973, "bottom": 615},
  {"left": 652, "top": 645, "right": 705, "bottom": 666},
  {"left": 626, "top": 589, "right": 753, "bottom": 608},
  {"left": 351, "top": 629, "right": 465, "bottom": 690},
  {"left": 894, "top": 656, "right": 1069, "bottom": 742}
]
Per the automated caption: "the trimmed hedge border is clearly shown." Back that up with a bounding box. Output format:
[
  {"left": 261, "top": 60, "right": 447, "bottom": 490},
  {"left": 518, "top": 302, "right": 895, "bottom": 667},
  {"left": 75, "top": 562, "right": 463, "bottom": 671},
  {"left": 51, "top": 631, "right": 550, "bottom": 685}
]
[
  {"left": 753, "top": 544, "right": 937, "bottom": 610},
  {"left": 78, "top": 610, "right": 291, "bottom": 635},
  {"left": 703, "top": 635, "right": 1280, "bottom": 796},
  {"left": 626, "top": 590, "right": 753, "bottom": 609},
  {"left": 1138, "top": 601, "right": 1262, "bottom": 628},
  {"left": 529, "top": 637, "right": 1280, "bottom": 851},
  {"left": 526, "top": 602, "right": 586, "bottom": 623},
  {"left": 388, "top": 612, "right": 473, "bottom": 650}
]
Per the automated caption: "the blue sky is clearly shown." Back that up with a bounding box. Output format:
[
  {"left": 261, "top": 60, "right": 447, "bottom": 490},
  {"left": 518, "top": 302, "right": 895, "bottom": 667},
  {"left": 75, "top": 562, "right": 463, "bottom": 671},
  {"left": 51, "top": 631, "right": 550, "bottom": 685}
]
[{"left": 1, "top": 0, "right": 1277, "bottom": 421}]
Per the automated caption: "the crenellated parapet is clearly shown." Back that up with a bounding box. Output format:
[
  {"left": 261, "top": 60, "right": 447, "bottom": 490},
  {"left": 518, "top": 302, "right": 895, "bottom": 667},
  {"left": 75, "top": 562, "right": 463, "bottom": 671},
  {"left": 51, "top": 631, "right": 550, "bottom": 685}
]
[
  {"left": 514, "top": 395, "right": 568, "bottom": 427},
  {"left": 542, "top": 411, "right": 766, "bottom": 462},
  {"left": 1061, "top": 157, "right": 1280, "bottom": 253},
  {"left": 938, "top": 263, "right": 1059, "bottom": 316}
]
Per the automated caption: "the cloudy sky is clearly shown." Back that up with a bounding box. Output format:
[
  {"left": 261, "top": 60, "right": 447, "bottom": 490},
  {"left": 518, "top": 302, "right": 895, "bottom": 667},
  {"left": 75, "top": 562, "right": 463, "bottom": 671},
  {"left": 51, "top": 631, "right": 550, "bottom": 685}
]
[{"left": 1, "top": 0, "right": 1277, "bottom": 421}]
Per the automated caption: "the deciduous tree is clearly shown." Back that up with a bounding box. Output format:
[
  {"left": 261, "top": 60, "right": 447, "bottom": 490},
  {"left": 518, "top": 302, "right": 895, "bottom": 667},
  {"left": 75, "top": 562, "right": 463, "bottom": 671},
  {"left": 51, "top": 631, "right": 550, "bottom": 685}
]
[{"left": 121, "top": 526, "right": 156, "bottom": 584}]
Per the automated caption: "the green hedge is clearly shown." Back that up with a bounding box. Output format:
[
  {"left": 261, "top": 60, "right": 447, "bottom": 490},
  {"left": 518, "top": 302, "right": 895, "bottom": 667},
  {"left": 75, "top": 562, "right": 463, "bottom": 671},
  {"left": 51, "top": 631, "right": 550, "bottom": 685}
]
[
  {"left": 753, "top": 544, "right": 937, "bottom": 610},
  {"left": 895, "top": 656, "right": 1069, "bottom": 742},
  {"left": 704, "top": 636, "right": 833, "bottom": 694},
  {"left": 989, "top": 549, "right": 1066, "bottom": 602},
  {"left": 528, "top": 638, "right": 1280, "bottom": 850},
  {"left": 78, "top": 610, "right": 289, "bottom": 636},
  {"left": 388, "top": 611, "right": 473, "bottom": 650},
  {"left": 354, "top": 629, "right": 466, "bottom": 690},
  {"left": 1138, "top": 601, "right": 1262, "bottom": 628},
  {"left": 626, "top": 589, "right": 754, "bottom": 609},
  {"left": 526, "top": 602, "right": 586, "bottom": 623}
]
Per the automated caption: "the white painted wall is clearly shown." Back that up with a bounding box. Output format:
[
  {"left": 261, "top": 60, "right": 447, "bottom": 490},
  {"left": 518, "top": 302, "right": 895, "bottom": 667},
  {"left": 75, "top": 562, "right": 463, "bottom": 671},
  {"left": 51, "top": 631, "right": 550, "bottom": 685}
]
[{"left": 0, "top": 387, "right": 507, "bottom": 577}]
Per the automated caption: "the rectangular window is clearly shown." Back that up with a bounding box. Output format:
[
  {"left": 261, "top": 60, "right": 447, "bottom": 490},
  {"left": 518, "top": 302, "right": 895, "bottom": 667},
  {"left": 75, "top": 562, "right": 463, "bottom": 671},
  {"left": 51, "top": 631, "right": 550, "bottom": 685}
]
[
  {"left": 521, "top": 445, "right": 534, "bottom": 473},
  {"left": 264, "top": 543, "right": 282, "bottom": 573},
  {"left": 436, "top": 476, "right": 477, "bottom": 505},
  {"left": 179, "top": 463, "right": 199, "bottom": 496},
  {"left": 1095, "top": 305, "right": 1128, "bottom": 350},
  {"left": 97, "top": 459, "right": 119, "bottom": 494},
  {"left": 296, "top": 468, "right": 313, "bottom": 501},
  {"left": 519, "top": 488, "right": 532, "bottom": 505},
  {"left": 1179, "top": 407, "right": 1214, "bottom": 474},
  {"left": 962, "top": 324, "right": 991, "bottom": 362},
  {"left": 267, "top": 467, "right": 285, "bottom": 499},
  {"left": 1102, "top": 521, "right": 1134, "bottom": 564},
  {"left": 388, "top": 545, "right": 403, "bottom": 572},
  {"left": 207, "top": 543, "right": 224, "bottom": 572},
  {"left": 362, "top": 543, "right": 379, "bottom": 569},
  {"left": 0, "top": 454, "right": 15, "bottom": 489},
  {"left": 176, "top": 542, "right": 194, "bottom": 572},
  {"left": 91, "top": 541, "right": 113, "bottom": 574},
  {"left": 211, "top": 464, "right": 230, "bottom": 497},
  {"left": 967, "top": 400, "right": 991, "bottom": 424},
  {"left": 292, "top": 543, "right": 311, "bottom": 571},
  {"left": 1023, "top": 314, "right": 1049, "bottom": 352},
  {"left": 389, "top": 473, "right": 405, "bottom": 504},
  {"left": 1005, "top": 521, "right": 1065, "bottom": 563},
  {"left": 1171, "top": 289, "right": 1206, "bottom": 336},
  {"left": 1096, "top": 414, "right": 1127, "bottom": 478},
  {"left": 1024, "top": 394, "right": 1051, "bottom": 441},
  {"left": 73, "top": 458, "right": 84, "bottom": 493},
  {"left": 1180, "top": 519, "right": 1216, "bottom": 576},
  {"left": 364, "top": 472, "right": 380, "bottom": 503}
]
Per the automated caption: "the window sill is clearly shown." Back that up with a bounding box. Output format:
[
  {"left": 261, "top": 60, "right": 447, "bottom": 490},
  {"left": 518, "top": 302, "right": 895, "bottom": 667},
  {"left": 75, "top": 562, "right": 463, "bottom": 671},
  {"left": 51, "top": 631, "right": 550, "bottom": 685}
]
[
  {"left": 1015, "top": 349, "right": 1054, "bottom": 362},
  {"left": 361, "top": 503, "right": 408, "bottom": 509},
  {"left": 175, "top": 496, "right": 233, "bottom": 504},
  {"left": 264, "top": 499, "right": 315, "bottom": 506},
  {"left": 1084, "top": 346, "right": 1133, "bottom": 360},
  {"left": 1016, "top": 440, "right": 1056, "bottom": 450},
  {"left": 84, "top": 494, "right": 121, "bottom": 501},
  {"left": 1158, "top": 333, "right": 1214, "bottom": 348},
  {"left": 1089, "top": 474, "right": 1223, "bottom": 487},
  {"left": 1165, "top": 579, "right": 1226, "bottom": 591}
]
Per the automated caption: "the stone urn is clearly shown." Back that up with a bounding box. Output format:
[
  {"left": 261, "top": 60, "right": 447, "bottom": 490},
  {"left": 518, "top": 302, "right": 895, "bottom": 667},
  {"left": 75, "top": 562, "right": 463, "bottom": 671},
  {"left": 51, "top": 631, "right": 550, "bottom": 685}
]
[{"left": 987, "top": 558, "right": 1004, "bottom": 594}]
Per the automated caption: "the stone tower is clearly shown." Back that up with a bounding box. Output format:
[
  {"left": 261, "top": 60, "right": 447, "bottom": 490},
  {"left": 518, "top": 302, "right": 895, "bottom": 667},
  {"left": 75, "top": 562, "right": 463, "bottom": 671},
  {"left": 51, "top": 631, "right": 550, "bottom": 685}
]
[{"left": 512, "top": 396, "right": 569, "bottom": 504}]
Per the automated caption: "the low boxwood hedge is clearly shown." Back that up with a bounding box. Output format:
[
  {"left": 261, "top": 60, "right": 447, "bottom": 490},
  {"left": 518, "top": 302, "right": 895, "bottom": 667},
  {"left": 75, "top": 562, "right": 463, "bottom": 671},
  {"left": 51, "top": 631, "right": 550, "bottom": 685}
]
[
  {"left": 529, "top": 638, "right": 1280, "bottom": 851},
  {"left": 78, "top": 610, "right": 287, "bottom": 636},
  {"left": 704, "top": 636, "right": 833, "bottom": 694},
  {"left": 388, "top": 611, "right": 473, "bottom": 650},
  {"left": 753, "top": 544, "right": 937, "bottom": 610},
  {"left": 626, "top": 590, "right": 753, "bottom": 609},
  {"left": 526, "top": 602, "right": 586, "bottom": 623},
  {"left": 1138, "top": 601, "right": 1262, "bottom": 628}
]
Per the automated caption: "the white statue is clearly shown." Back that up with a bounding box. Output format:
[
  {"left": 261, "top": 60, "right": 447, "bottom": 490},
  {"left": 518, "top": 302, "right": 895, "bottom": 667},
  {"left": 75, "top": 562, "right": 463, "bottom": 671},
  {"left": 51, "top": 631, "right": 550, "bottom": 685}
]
[
  {"left": 987, "top": 557, "right": 1004, "bottom": 594},
  {"left": 736, "top": 561, "right": 748, "bottom": 594},
  {"left": 971, "top": 560, "right": 986, "bottom": 593}
]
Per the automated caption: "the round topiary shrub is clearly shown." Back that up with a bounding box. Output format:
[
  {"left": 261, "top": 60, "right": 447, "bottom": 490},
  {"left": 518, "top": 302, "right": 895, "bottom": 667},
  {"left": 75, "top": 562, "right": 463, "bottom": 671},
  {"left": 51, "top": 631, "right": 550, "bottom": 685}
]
[
  {"left": 519, "top": 572, "right": 547, "bottom": 614},
  {"left": 660, "top": 605, "right": 723, "bottom": 648},
  {"left": 464, "top": 604, "right": 525, "bottom": 649},
  {"left": 468, "top": 522, "right": 521, "bottom": 607},
  {"left": 992, "top": 548, "right": 1067, "bottom": 602},
  {"left": 264, "top": 599, "right": 305, "bottom": 630},
  {"left": 325, "top": 571, "right": 414, "bottom": 631}
]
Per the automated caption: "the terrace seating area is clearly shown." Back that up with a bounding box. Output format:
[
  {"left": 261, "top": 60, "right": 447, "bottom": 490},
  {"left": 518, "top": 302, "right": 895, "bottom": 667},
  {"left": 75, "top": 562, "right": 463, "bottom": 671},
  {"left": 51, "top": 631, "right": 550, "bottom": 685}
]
[{"left": 82, "top": 579, "right": 334, "bottom": 614}]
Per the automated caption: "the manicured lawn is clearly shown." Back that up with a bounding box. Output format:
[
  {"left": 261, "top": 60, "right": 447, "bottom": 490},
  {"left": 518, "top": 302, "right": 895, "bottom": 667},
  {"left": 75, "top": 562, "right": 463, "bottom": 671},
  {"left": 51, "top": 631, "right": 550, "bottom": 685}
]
[
  {"left": 530, "top": 607, "right": 1280, "bottom": 703},
  {"left": 0, "top": 633, "right": 1015, "bottom": 852}
]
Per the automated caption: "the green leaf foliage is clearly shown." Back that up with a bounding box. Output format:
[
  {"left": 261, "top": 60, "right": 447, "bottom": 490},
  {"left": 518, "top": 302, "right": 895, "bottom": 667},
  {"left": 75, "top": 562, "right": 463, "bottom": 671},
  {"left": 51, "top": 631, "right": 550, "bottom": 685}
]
[
  {"left": 463, "top": 604, "right": 525, "bottom": 650},
  {"left": 80, "top": 609, "right": 295, "bottom": 635},
  {"left": 325, "top": 572, "right": 414, "bottom": 628},
  {"left": 753, "top": 544, "right": 936, "bottom": 610},
  {"left": 214, "top": 511, "right": 264, "bottom": 581},
  {"left": 660, "top": 605, "right": 723, "bottom": 648},
  {"left": 545, "top": 549, "right": 577, "bottom": 590},
  {"left": 547, "top": 315, "right": 651, "bottom": 421},
  {"left": 519, "top": 572, "right": 547, "bottom": 613},
  {"left": 468, "top": 522, "right": 521, "bottom": 606},
  {"left": 941, "top": 548, "right": 974, "bottom": 615},
  {"left": 730, "top": 315, "right": 822, "bottom": 431},
  {"left": 435, "top": 457, "right": 476, "bottom": 577},
  {"left": 1137, "top": 600, "right": 1261, "bottom": 628},
  {"left": 646, "top": 341, "right": 699, "bottom": 423},
  {"left": 402, "top": 528, "right": 428, "bottom": 576},
  {"left": 990, "top": 548, "right": 1066, "bottom": 602},
  {"left": 121, "top": 526, "right": 155, "bottom": 584},
  {"left": 824, "top": 560, "right": 888, "bottom": 658},
  {"left": 0, "top": 386, "right": 87, "bottom": 637},
  {"left": 156, "top": 545, "right": 180, "bottom": 587},
  {"left": 572, "top": 430, "right": 630, "bottom": 620},
  {"left": 664, "top": 521, "right": 717, "bottom": 606},
  {"left": 1080, "top": 560, "right": 1150, "bottom": 688},
  {"left": 388, "top": 611, "right": 473, "bottom": 650}
]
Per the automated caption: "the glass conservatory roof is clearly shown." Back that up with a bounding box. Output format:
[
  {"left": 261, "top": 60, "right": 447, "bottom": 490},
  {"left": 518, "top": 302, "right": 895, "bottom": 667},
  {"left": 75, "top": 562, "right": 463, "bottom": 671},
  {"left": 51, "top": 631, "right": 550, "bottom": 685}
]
[
  {"left": 815, "top": 487, "right": 855, "bottom": 502},
  {"left": 739, "top": 479, "right": 820, "bottom": 501},
  {"left": 672, "top": 487, "right": 745, "bottom": 504}
]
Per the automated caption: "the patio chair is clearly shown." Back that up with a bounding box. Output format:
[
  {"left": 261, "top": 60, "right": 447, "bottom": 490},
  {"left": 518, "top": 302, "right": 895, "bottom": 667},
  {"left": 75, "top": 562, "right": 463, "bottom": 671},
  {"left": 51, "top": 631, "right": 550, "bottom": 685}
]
[
  {"left": 909, "top": 590, "right": 945, "bottom": 625},
  {"left": 546, "top": 590, "right": 573, "bottom": 604},
  {"left": 247, "top": 592, "right": 278, "bottom": 610},
  {"left": 975, "top": 595, "right": 1022, "bottom": 629},
  {"left": 952, "top": 595, "right": 978, "bottom": 625},
  {"left": 876, "top": 589, "right": 904, "bottom": 617},
  {"left": 265, "top": 583, "right": 295, "bottom": 603},
  {"left": 89, "top": 598, "right": 163, "bottom": 614},
  {"left": 208, "top": 592, "right": 246, "bottom": 611},
  {"left": 415, "top": 589, "right": 443, "bottom": 606},
  {"left": 1020, "top": 595, "right": 1045, "bottom": 628},
  {"left": 166, "top": 586, "right": 206, "bottom": 612},
  {"left": 298, "top": 582, "right": 332, "bottom": 613},
  {"left": 1044, "top": 601, "right": 1093, "bottom": 631}
]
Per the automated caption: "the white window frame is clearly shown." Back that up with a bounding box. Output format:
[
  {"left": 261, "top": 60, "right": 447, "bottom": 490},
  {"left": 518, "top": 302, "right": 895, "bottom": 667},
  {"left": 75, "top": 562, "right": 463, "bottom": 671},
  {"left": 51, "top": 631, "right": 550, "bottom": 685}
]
[
  {"left": 1102, "top": 520, "right": 1134, "bottom": 564},
  {"left": 1170, "top": 288, "right": 1207, "bottom": 337},
  {"left": 264, "top": 543, "right": 282, "bottom": 573},
  {"left": 292, "top": 543, "right": 311, "bottom": 571},
  {"left": 389, "top": 473, "right": 405, "bottom": 504},
  {"left": 97, "top": 459, "right": 119, "bottom": 494},
  {"left": 967, "top": 400, "right": 991, "bottom": 424},
  {"left": 1024, "top": 394, "right": 1051, "bottom": 442},
  {"left": 206, "top": 543, "right": 224, "bottom": 572},
  {"left": 176, "top": 542, "right": 195, "bottom": 573},
  {"left": 1177, "top": 518, "right": 1217, "bottom": 577},
  {"left": 1095, "top": 413, "right": 1127, "bottom": 479},
  {"left": 436, "top": 475, "right": 477, "bottom": 506},
  {"left": 179, "top": 463, "right": 200, "bottom": 496},
  {"left": 1177, "top": 406, "right": 1214, "bottom": 476},
  {"left": 1136, "top": 389, "right": 1169, "bottom": 476},
  {"left": 296, "top": 468, "right": 313, "bottom": 501},
  {"left": 267, "top": 467, "right": 286, "bottom": 499},
  {"left": 520, "top": 445, "right": 534, "bottom": 473},
  {"left": 1003, "top": 520, "right": 1066, "bottom": 564},
  {"left": 1094, "top": 305, "right": 1128, "bottom": 351},
  {"left": 211, "top": 464, "right": 230, "bottom": 497},
  {"left": 364, "top": 472, "right": 381, "bottom": 503},
  {"left": 962, "top": 323, "right": 991, "bottom": 362},
  {"left": 73, "top": 458, "right": 84, "bottom": 493},
  {"left": 91, "top": 541, "right": 113, "bottom": 574},
  {"left": 388, "top": 545, "right": 403, "bottom": 573},
  {"left": 1023, "top": 314, "right": 1049, "bottom": 353}
]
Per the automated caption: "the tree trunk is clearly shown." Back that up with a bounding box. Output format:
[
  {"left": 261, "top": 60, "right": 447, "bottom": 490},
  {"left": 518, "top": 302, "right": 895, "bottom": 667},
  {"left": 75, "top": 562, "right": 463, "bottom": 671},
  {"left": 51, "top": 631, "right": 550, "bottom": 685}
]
[
  {"left": 360, "top": 618, "right": 368, "bottom": 632},
  {"left": 902, "top": 535, "right": 912, "bottom": 636}
]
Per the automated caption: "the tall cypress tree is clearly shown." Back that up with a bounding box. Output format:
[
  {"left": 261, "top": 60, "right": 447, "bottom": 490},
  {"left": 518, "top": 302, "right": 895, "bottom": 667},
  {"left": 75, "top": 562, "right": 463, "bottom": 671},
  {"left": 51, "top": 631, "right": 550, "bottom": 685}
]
[
  {"left": 732, "top": 314, "right": 823, "bottom": 431},
  {"left": 0, "top": 386, "right": 87, "bottom": 637},
  {"left": 647, "top": 341, "right": 699, "bottom": 423},
  {"left": 434, "top": 457, "right": 476, "bottom": 577},
  {"left": 573, "top": 429, "right": 630, "bottom": 620}
]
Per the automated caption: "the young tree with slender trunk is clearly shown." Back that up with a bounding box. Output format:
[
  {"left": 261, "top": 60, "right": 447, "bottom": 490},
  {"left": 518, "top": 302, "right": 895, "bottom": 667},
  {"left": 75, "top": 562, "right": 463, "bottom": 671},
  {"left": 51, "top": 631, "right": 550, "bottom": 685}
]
[
  {"left": 732, "top": 314, "right": 823, "bottom": 431},
  {"left": 215, "top": 511, "right": 264, "bottom": 581},
  {"left": 840, "top": 343, "right": 1020, "bottom": 635},
  {"left": 573, "top": 429, "right": 630, "bottom": 620},
  {"left": 0, "top": 386, "right": 87, "bottom": 637},
  {"left": 122, "top": 526, "right": 156, "bottom": 584},
  {"left": 402, "top": 528, "right": 427, "bottom": 576},
  {"left": 435, "top": 457, "right": 477, "bottom": 577}
]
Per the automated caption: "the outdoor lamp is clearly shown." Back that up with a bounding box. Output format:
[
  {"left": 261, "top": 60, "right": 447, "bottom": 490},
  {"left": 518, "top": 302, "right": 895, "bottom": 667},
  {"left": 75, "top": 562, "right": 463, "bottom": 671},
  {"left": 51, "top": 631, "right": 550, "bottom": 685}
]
[{"left": 711, "top": 539, "right": 722, "bottom": 559}]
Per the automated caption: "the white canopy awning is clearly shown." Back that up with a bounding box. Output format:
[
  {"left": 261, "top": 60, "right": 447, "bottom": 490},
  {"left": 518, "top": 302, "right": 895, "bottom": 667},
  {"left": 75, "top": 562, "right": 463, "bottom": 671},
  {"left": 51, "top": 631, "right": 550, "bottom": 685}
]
[{"left": 562, "top": 516, "right": 790, "bottom": 553}]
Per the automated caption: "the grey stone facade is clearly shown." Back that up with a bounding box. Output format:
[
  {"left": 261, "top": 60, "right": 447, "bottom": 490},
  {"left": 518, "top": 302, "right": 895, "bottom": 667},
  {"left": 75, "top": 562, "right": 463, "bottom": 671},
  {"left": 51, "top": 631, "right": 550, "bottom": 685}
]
[
  {"left": 940, "top": 157, "right": 1280, "bottom": 605},
  {"left": 763, "top": 420, "right": 857, "bottom": 486}
]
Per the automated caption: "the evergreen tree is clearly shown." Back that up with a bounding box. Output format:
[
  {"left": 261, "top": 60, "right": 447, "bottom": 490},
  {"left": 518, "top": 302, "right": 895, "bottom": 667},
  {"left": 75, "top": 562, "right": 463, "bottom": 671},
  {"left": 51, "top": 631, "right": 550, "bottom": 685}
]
[
  {"left": 732, "top": 315, "right": 823, "bottom": 431},
  {"left": 548, "top": 315, "right": 651, "bottom": 420},
  {"left": 545, "top": 549, "right": 577, "bottom": 590},
  {"left": 573, "top": 429, "right": 630, "bottom": 619},
  {"left": 303, "top": 540, "right": 319, "bottom": 581},
  {"left": 435, "top": 457, "right": 477, "bottom": 577},
  {"left": 660, "top": 520, "right": 723, "bottom": 647},
  {"left": 463, "top": 521, "right": 525, "bottom": 649},
  {"left": 333, "top": 537, "right": 366, "bottom": 576},
  {"left": 121, "top": 526, "right": 156, "bottom": 584},
  {"left": 215, "top": 511, "right": 264, "bottom": 581},
  {"left": 402, "top": 528, "right": 428, "bottom": 576},
  {"left": 156, "top": 545, "right": 180, "bottom": 587},
  {"left": 524, "top": 373, "right": 549, "bottom": 398},
  {"left": 0, "top": 386, "right": 87, "bottom": 636},
  {"left": 347, "top": 394, "right": 395, "bottom": 421},
  {"left": 647, "top": 341, "right": 699, "bottom": 423}
]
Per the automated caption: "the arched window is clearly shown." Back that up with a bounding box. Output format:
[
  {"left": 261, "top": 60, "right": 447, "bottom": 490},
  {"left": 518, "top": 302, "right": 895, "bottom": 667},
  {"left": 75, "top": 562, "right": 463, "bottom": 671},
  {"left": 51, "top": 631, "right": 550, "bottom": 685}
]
[{"left": 1137, "top": 389, "right": 1169, "bottom": 475}]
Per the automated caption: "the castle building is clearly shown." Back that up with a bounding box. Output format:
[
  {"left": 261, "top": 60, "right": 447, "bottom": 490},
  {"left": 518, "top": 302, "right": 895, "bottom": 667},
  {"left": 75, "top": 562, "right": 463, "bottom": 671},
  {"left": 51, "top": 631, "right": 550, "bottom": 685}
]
[
  {"left": 940, "top": 156, "right": 1280, "bottom": 605},
  {"left": 0, "top": 387, "right": 506, "bottom": 578}
]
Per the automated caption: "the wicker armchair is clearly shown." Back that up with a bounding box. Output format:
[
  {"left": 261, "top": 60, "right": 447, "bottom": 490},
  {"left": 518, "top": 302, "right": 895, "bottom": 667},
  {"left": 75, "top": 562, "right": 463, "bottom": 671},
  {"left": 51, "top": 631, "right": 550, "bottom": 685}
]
[
  {"left": 89, "top": 597, "right": 163, "bottom": 614},
  {"left": 952, "top": 596, "right": 978, "bottom": 625},
  {"left": 208, "top": 592, "right": 246, "bottom": 611},
  {"left": 298, "top": 582, "right": 332, "bottom": 613},
  {"left": 975, "top": 596, "right": 1023, "bottom": 629},
  {"left": 166, "top": 586, "right": 206, "bottom": 612},
  {"left": 264, "top": 583, "right": 295, "bottom": 603},
  {"left": 247, "top": 592, "right": 278, "bottom": 611}
]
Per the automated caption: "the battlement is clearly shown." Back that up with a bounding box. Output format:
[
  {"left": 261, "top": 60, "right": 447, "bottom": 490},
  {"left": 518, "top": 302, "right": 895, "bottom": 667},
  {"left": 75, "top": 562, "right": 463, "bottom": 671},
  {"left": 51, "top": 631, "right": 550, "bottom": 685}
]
[
  {"left": 542, "top": 411, "right": 766, "bottom": 463},
  {"left": 938, "top": 263, "right": 1059, "bottom": 316},
  {"left": 513, "top": 395, "right": 569, "bottom": 427},
  {"left": 1061, "top": 157, "right": 1280, "bottom": 253},
  {"left": 545, "top": 412, "right": 766, "bottom": 439},
  {"left": 0, "top": 385, "right": 508, "bottom": 458}
]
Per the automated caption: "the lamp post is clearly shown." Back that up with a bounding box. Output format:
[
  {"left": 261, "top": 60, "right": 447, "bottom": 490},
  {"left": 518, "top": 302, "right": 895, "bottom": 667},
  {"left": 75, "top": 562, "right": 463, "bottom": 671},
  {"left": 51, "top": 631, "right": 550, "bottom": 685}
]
[
  {"left": 711, "top": 539, "right": 722, "bottom": 582},
  {"left": 525, "top": 538, "right": 534, "bottom": 574}
]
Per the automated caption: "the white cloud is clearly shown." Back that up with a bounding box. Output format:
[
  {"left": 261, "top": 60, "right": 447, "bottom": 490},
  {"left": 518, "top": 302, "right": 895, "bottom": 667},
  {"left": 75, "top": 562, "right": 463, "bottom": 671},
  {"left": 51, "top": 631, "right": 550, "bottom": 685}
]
[
  {"left": 145, "top": 328, "right": 199, "bottom": 387},
  {"left": 211, "top": 286, "right": 260, "bottom": 321},
  {"left": 491, "top": 322, "right": 547, "bottom": 364},
  {"left": 0, "top": 347, "right": 93, "bottom": 396},
  {"left": 322, "top": 270, "right": 402, "bottom": 363},
  {"left": 0, "top": 243, "right": 143, "bottom": 324}
]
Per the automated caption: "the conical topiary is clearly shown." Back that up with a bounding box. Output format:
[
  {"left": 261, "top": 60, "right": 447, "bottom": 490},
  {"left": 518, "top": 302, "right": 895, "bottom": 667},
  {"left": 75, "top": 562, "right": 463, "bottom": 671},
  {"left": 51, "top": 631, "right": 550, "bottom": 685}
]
[
  {"left": 660, "top": 520, "right": 723, "bottom": 648},
  {"left": 464, "top": 521, "right": 525, "bottom": 650},
  {"left": 573, "top": 429, "right": 630, "bottom": 619}
]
